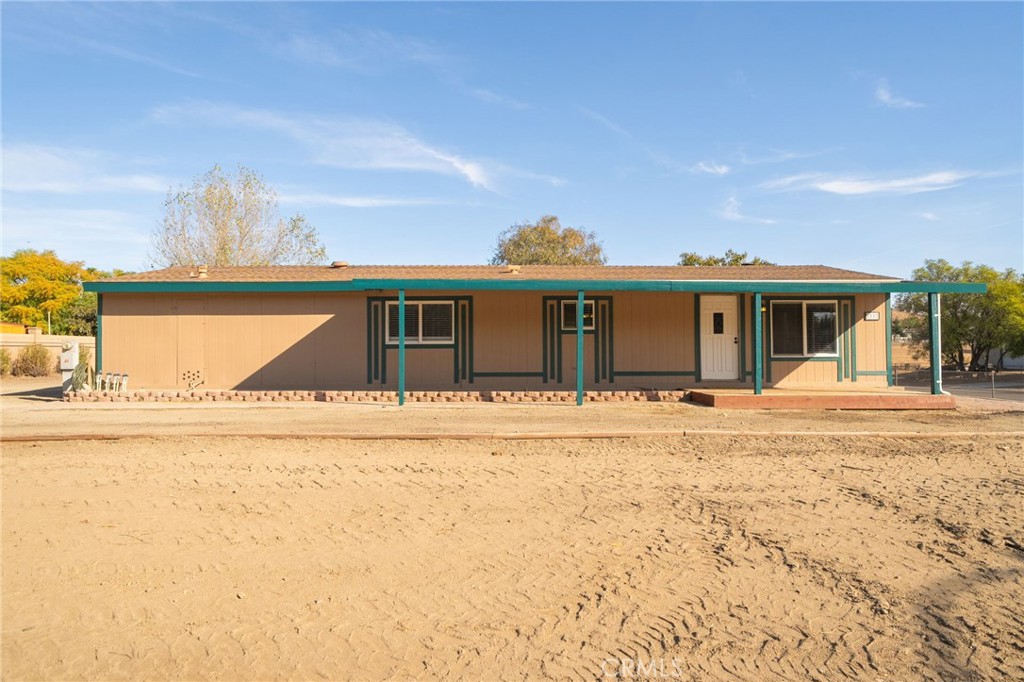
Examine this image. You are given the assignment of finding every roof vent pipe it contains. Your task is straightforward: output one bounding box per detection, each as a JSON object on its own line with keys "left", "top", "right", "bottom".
{"left": 503, "top": 264, "right": 520, "bottom": 274}
{"left": 331, "top": 261, "right": 349, "bottom": 268}
{"left": 197, "top": 265, "right": 209, "bottom": 279}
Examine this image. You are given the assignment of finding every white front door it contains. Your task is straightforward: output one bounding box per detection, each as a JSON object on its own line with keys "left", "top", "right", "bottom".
{"left": 700, "top": 296, "right": 739, "bottom": 380}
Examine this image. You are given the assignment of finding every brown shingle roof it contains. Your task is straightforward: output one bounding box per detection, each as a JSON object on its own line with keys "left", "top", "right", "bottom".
{"left": 102, "top": 264, "right": 898, "bottom": 283}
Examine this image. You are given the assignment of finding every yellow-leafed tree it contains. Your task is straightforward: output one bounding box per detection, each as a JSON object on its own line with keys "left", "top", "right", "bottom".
{"left": 0, "top": 249, "right": 101, "bottom": 329}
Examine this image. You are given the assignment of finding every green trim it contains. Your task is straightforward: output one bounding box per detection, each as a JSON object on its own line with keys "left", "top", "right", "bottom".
{"left": 474, "top": 371, "right": 546, "bottom": 378}
{"left": 737, "top": 293, "right": 746, "bottom": 383}
{"left": 85, "top": 279, "right": 989, "bottom": 295}
{"left": 850, "top": 298, "right": 858, "bottom": 382}
{"left": 856, "top": 370, "right": 890, "bottom": 376}
{"left": 842, "top": 302, "right": 851, "bottom": 380}
{"left": 397, "top": 290, "right": 406, "bottom": 406}
{"left": 928, "top": 292, "right": 942, "bottom": 395}
{"left": 96, "top": 293, "right": 103, "bottom": 374}
{"left": 366, "top": 302, "right": 374, "bottom": 384}
{"left": 468, "top": 297, "right": 475, "bottom": 383}
{"left": 885, "top": 295, "right": 894, "bottom": 387}
{"left": 753, "top": 293, "right": 763, "bottom": 395}
{"left": 384, "top": 343, "right": 455, "bottom": 349}
{"left": 613, "top": 370, "right": 697, "bottom": 377}
{"left": 576, "top": 290, "right": 585, "bottom": 406}
{"left": 693, "top": 293, "right": 702, "bottom": 383}
{"left": 607, "top": 297, "right": 615, "bottom": 381}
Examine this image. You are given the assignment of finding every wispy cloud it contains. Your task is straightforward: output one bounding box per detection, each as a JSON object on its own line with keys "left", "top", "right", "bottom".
{"left": 691, "top": 161, "right": 731, "bottom": 176}
{"left": 916, "top": 211, "right": 940, "bottom": 221}
{"left": 151, "top": 101, "right": 561, "bottom": 191}
{"left": 278, "top": 192, "right": 447, "bottom": 208}
{"left": 277, "top": 28, "right": 446, "bottom": 72}
{"left": 2, "top": 144, "right": 171, "bottom": 194}
{"left": 762, "top": 170, "right": 977, "bottom": 196}
{"left": 75, "top": 38, "right": 202, "bottom": 78}
{"left": 471, "top": 88, "right": 530, "bottom": 110}
{"left": 874, "top": 78, "right": 925, "bottom": 109}
{"left": 738, "top": 146, "right": 837, "bottom": 166}
{"left": 718, "top": 195, "right": 777, "bottom": 224}
{"left": 578, "top": 107, "right": 632, "bottom": 138}
{"left": 2, "top": 206, "right": 150, "bottom": 269}
{"left": 5, "top": 4, "right": 203, "bottom": 79}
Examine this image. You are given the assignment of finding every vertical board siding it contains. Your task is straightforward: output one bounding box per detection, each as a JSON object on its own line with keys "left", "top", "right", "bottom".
{"left": 854, "top": 294, "right": 887, "bottom": 378}
{"left": 612, "top": 292, "right": 695, "bottom": 383}
{"left": 102, "top": 289, "right": 891, "bottom": 391}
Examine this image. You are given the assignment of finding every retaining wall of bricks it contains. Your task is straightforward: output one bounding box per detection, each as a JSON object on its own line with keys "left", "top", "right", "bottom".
{"left": 63, "top": 389, "right": 689, "bottom": 404}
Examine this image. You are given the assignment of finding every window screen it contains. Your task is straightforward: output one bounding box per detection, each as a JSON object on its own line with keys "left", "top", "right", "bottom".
{"left": 805, "top": 303, "right": 837, "bottom": 355}
{"left": 561, "top": 301, "right": 595, "bottom": 330}
{"left": 421, "top": 303, "right": 454, "bottom": 341}
{"left": 386, "top": 301, "right": 453, "bottom": 343}
{"left": 387, "top": 303, "right": 419, "bottom": 342}
{"left": 771, "top": 302, "right": 804, "bottom": 355}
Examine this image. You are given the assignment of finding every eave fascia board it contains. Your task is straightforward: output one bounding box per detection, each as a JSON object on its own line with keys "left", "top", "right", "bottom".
{"left": 84, "top": 279, "right": 987, "bottom": 294}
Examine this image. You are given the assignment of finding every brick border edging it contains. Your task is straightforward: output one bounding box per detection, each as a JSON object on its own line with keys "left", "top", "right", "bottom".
{"left": 63, "top": 389, "right": 689, "bottom": 404}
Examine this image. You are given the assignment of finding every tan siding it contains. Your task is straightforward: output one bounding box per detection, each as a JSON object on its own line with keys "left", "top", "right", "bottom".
{"left": 103, "top": 294, "right": 176, "bottom": 387}
{"left": 313, "top": 294, "right": 366, "bottom": 389}
{"left": 854, "top": 294, "right": 888, "bottom": 374}
{"left": 175, "top": 298, "right": 206, "bottom": 388}
{"left": 473, "top": 292, "right": 544, "bottom": 374}
{"left": 102, "top": 289, "right": 884, "bottom": 391}
{"left": 771, "top": 360, "right": 840, "bottom": 386}
{"left": 204, "top": 295, "right": 262, "bottom": 389}
{"left": 613, "top": 292, "right": 694, "bottom": 374}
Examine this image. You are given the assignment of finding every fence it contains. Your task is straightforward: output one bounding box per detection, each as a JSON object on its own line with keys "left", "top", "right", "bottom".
{"left": 1, "top": 329, "right": 96, "bottom": 373}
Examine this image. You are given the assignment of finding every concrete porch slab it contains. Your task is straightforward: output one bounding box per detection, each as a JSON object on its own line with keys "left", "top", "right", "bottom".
{"left": 688, "top": 389, "right": 957, "bottom": 410}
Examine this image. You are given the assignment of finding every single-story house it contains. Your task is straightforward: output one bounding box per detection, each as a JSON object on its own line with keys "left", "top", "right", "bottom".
{"left": 84, "top": 264, "right": 985, "bottom": 404}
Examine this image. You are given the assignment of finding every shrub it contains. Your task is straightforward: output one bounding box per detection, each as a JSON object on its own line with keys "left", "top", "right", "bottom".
{"left": 0, "top": 348, "right": 11, "bottom": 376}
{"left": 71, "top": 348, "right": 93, "bottom": 391}
{"left": 12, "top": 343, "right": 54, "bottom": 377}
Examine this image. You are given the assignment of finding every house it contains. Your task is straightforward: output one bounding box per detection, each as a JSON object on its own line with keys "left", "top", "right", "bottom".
{"left": 84, "top": 264, "right": 985, "bottom": 404}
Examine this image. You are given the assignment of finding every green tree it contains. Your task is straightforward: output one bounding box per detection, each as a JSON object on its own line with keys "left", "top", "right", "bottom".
{"left": 52, "top": 292, "right": 99, "bottom": 336}
{"left": 678, "top": 249, "right": 776, "bottom": 266}
{"left": 151, "top": 164, "right": 327, "bottom": 267}
{"left": 490, "top": 215, "right": 607, "bottom": 265}
{"left": 0, "top": 250, "right": 101, "bottom": 330}
{"left": 897, "top": 259, "right": 1024, "bottom": 371}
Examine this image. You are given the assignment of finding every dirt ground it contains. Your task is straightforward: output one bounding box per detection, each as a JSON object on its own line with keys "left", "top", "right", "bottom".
{"left": 2, "top": 377, "right": 1023, "bottom": 680}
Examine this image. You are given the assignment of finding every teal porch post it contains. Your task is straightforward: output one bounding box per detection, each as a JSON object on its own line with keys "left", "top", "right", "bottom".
{"left": 576, "top": 290, "right": 585, "bottom": 406}
{"left": 753, "top": 292, "right": 763, "bottom": 395}
{"left": 928, "top": 292, "right": 943, "bottom": 395}
{"left": 885, "top": 294, "right": 894, "bottom": 387}
{"left": 398, "top": 289, "right": 406, "bottom": 406}
{"left": 96, "top": 293, "right": 103, "bottom": 374}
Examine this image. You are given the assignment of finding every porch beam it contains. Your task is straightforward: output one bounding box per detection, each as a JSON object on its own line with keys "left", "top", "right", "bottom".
{"left": 753, "top": 292, "right": 763, "bottom": 395}
{"left": 576, "top": 289, "right": 585, "bottom": 406}
{"left": 398, "top": 289, "right": 406, "bottom": 406}
{"left": 928, "top": 292, "right": 943, "bottom": 395}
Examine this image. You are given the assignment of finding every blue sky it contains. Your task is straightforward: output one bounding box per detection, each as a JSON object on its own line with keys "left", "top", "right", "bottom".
{"left": 3, "top": 2, "right": 1021, "bottom": 278}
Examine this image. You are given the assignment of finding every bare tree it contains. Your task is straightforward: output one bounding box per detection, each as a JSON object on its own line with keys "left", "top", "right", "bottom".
{"left": 151, "top": 164, "right": 327, "bottom": 267}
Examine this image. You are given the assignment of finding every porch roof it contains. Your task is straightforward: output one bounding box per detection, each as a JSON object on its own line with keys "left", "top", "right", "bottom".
{"left": 85, "top": 264, "right": 986, "bottom": 294}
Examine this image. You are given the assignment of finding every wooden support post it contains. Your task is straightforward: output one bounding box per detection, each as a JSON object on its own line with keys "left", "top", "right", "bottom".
{"left": 398, "top": 289, "right": 406, "bottom": 406}
{"left": 928, "top": 292, "right": 943, "bottom": 395}
{"left": 576, "top": 290, "right": 585, "bottom": 406}
{"left": 753, "top": 292, "right": 763, "bottom": 395}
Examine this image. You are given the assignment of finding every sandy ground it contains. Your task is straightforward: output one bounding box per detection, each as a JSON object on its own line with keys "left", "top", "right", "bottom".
{"left": 2, "top": 377, "right": 1023, "bottom": 680}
